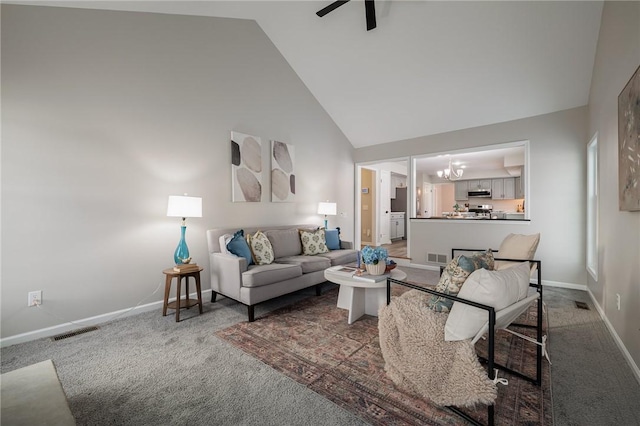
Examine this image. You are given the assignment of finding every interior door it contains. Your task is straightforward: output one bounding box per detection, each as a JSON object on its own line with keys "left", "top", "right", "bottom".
{"left": 423, "top": 183, "right": 433, "bottom": 217}
{"left": 378, "top": 170, "right": 391, "bottom": 245}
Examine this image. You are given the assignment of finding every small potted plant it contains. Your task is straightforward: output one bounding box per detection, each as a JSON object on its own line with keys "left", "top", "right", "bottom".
{"left": 360, "top": 245, "right": 389, "bottom": 275}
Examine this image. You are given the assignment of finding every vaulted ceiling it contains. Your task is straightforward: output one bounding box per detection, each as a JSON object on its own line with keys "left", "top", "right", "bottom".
{"left": 11, "top": 1, "right": 604, "bottom": 148}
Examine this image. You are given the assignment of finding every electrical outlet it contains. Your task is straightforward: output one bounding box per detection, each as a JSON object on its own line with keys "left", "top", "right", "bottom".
{"left": 616, "top": 293, "right": 621, "bottom": 310}
{"left": 28, "top": 291, "right": 42, "bottom": 307}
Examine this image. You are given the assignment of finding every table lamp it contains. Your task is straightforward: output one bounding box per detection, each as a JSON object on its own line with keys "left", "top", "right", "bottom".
{"left": 317, "top": 201, "right": 337, "bottom": 229}
{"left": 167, "top": 194, "right": 202, "bottom": 264}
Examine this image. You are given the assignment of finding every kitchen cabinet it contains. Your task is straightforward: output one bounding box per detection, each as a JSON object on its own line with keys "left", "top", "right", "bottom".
{"left": 467, "top": 179, "right": 492, "bottom": 191}
{"left": 454, "top": 181, "right": 468, "bottom": 201}
{"left": 390, "top": 212, "right": 405, "bottom": 240}
{"left": 491, "top": 178, "right": 515, "bottom": 200}
{"left": 515, "top": 176, "right": 524, "bottom": 199}
{"left": 503, "top": 178, "right": 515, "bottom": 199}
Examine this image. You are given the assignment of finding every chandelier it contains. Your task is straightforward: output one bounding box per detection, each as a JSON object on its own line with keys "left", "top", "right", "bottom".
{"left": 437, "top": 157, "right": 464, "bottom": 181}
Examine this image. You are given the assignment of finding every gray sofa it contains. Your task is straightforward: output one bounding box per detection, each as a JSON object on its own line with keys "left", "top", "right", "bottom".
{"left": 206, "top": 225, "right": 358, "bottom": 321}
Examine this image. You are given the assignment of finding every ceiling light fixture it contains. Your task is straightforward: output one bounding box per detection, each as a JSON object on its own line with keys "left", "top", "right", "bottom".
{"left": 437, "top": 157, "right": 465, "bottom": 181}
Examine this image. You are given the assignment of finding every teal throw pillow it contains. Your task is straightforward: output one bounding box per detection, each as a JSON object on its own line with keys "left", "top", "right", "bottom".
{"left": 325, "top": 229, "right": 341, "bottom": 250}
{"left": 226, "top": 230, "right": 253, "bottom": 265}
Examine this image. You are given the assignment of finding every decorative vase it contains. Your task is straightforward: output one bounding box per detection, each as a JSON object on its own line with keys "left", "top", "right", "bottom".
{"left": 366, "top": 262, "right": 386, "bottom": 276}
{"left": 174, "top": 225, "right": 190, "bottom": 264}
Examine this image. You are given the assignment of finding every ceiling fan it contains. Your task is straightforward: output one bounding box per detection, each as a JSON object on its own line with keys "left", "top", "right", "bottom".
{"left": 316, "top": 0, "right": 377, "bottom": 31}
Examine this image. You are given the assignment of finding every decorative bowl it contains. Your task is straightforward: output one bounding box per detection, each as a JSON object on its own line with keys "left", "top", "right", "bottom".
{"left": 385, "top": 263, "right": 397, "bottom": 273}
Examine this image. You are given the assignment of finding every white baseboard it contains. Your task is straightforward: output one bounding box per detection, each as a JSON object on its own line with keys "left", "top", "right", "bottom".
{"left": 586, "top": 288, "right": 640, "bottom": 385}
{"left": 408, "top": 265, "right": 593, "bottom": 290}
{"left": 408, "top": 262, "right": 441, "bottom": 271}
{"left": 0, "top": 289, "right": 213, "bottom": 348}
{"left": 540, "top": 280, "right": 588, "bottom": 291}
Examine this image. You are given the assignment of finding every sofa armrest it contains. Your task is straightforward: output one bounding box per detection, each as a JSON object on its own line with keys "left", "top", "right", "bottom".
{"left": 210, "top": 252, "right": 247, "bottom": 301}
{"left": 340, "top": 240, "right": 353, "bottom": 249}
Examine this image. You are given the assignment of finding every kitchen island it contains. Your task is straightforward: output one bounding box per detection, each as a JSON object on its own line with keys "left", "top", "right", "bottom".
{"left": 414, "top": 216, "right": 529, "bottom": 222}
{"left": 409, "top": 217, "right": 536, "bottom": 273}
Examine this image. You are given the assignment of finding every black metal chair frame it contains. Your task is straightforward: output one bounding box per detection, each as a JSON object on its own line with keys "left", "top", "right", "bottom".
{"left": 385, "top": 255, "right": 543, "bottom": 426}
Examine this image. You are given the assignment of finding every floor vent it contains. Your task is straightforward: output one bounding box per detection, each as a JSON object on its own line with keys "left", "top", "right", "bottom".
{"left": 52, "top": 326, "right": 99, "bottom": 341}
{"left": 575, "top": 301, "right": 590, "bottom": 310}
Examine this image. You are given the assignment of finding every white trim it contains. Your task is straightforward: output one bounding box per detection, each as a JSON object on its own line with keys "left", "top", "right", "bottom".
{"left": 408, "top": 264, "right": 590, "bottom": 290}
{"left": 586, "top": 133, "right": 599, "bottom": 281}
{"left": 540, "top": 280, "right": 588, "bottom": 291}
{"left": 587, "top": 288, "right": 640, "bottom": 384}
{"left": 408, "top": 262, "right": 441, "bottom": 271}
{"left": 0, "top": 289, "right": 212, "bottom": 348}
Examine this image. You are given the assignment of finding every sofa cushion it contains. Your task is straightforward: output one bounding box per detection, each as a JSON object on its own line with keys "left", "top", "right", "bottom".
{"left": 275, "top": 255, "right": 331, "bottom": 273}
{"left": 444, "top": 262, "right": 531, "bottom": 341}
{"left": 264, "top": 228, "right": 302, "bottom": 258}
{"left": 242, "top": 263, "right": 302, "bottom": 288}
{"left": 226, "top": 230, "right": 253, "bottom": 265}
{"left": 317, "top": 249, "right": 358, "bottom": 266}
{"left": 299, "top": 228, "right": 329, "bottom": 255}
{"left": 247, "top": 230, "right": 275, "bottom": 265}
{"left": 325, "top": 229, "right": 341, "bottom": 250}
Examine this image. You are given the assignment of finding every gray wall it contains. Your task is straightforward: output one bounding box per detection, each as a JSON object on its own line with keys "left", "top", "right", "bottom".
{"left": 1, "top": 5, "right": 354, "bottom": 339}
{"left": 355, "top": 107, "right": 589, "bottom": 287}
{"left": 587, "top": 1, "right": 640, "bottom": 370}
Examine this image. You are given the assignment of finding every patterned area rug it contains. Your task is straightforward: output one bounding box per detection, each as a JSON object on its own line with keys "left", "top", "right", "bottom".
{"left": 216, "top": 286, "right": 552, "bottom": 425}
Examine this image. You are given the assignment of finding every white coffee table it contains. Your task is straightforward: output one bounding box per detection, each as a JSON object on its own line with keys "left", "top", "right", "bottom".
{"left": 324, "top": 267, "right": 407, "bottom": 324}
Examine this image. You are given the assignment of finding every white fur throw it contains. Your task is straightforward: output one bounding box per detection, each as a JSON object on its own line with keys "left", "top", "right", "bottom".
{"left": 378, "top": 290, "right": 497, "bottom": 407}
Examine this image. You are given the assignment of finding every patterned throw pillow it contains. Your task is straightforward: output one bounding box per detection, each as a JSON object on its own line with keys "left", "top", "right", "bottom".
{"left": 299, "top": 228, "right": 329, "bottom": 255}
{"left": 427, "top": 249, "right": 494, "bottom": 312}
{"left": 458, "top": 249, "right": 495, "bottom": 272}
{"left": 247, "top": 230, "right": 274, "bottom": 265}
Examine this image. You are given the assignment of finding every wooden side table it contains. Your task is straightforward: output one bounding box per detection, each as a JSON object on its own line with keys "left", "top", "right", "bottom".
{"left": 162, "top": 267, "right": 203, "bottom": 322}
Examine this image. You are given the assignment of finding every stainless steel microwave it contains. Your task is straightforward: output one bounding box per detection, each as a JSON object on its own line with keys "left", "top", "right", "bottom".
{"left": 468, "top": 190, "right": 491, "bottom": 198}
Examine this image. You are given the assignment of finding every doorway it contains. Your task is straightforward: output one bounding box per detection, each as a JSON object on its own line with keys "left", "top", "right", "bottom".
{"left": 356, "top": 160, "right": 409, "bottom": 260}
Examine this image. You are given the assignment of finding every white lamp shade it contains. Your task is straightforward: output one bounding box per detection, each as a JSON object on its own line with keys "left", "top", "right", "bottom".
{"left": 317, "top": 202, "right": 337, "bottom": 216}
{"left": 167, "top": 195, "right": 202, "bottom": 218}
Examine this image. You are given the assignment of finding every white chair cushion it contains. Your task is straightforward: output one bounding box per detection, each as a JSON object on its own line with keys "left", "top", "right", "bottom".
{"left": 444, "top": 262, "right": 531, "bottom": 341}
{"left": 495, "top": 233, "right": 540, "bottom": 270}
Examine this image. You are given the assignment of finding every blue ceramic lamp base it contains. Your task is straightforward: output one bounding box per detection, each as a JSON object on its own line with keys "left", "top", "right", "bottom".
{"left": 174, "top": 225, "right": 190, "bottom": 264}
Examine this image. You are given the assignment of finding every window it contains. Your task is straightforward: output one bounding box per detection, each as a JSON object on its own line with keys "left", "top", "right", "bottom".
{"left": 586, "top": 134, "right": 598, "bottom": 280}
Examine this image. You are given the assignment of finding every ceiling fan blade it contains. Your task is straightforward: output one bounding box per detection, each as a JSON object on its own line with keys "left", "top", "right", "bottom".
{"left": 365, "top": 0, "right": 376, "bottom": 30}
{"left": 316, "top": 0, "right": 351, "bottom": 18}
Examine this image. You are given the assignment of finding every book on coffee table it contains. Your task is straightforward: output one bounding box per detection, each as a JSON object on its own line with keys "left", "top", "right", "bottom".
{"left": 328, "top": 265, "right": 359, "bottom": 277}
{"left": 351, "top": 271, "right": 391, "bottom": 282}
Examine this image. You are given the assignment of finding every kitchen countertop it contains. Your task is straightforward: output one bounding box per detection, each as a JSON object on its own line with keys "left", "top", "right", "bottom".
{"left": 411, "top": 217, "right": 530, "bottom": 221}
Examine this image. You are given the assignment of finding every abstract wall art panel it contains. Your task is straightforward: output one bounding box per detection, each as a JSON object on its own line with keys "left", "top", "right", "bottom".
{"left": 271, "top": 140, "right": 295, "bottom": 202}
{"left": 618, "top": 65, "right": 640, "bottom": 211}
{"left": 231, "top": 131, "right": 262, "bottom": 202}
